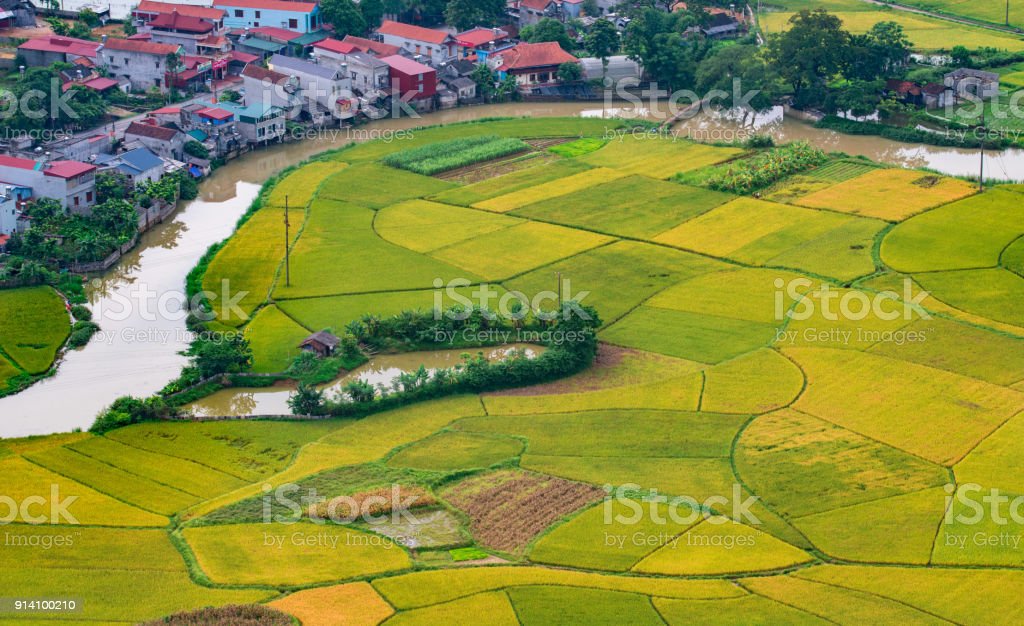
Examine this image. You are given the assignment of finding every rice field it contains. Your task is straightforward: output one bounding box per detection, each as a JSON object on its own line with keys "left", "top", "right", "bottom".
{"left": 0, "top": 286, "right": 69, "bottom": 375}
{"left": 8, "top": 119, "right": 1024, "bottom": 622}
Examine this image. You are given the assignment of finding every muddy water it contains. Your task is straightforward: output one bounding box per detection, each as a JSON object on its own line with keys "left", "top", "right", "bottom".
{"left": 186, "top": 344, "right": 543, "bottom": 418}
{"left": 1, "top": 101, "right": 1019, "bottom": 438}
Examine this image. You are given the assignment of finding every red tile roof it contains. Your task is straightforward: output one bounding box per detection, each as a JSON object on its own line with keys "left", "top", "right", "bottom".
{"left": 134, "top": 0, "right": 225, "bottom": 20}
{"left": 456, "top": 27, "right": 508, "bottom": 48}
{"left": 197, "top": 106, "right": 234, "bottom": 120}
{"left": 250, "top": 26, "right": 303, "bottom": 41}
{"left": 149, "top": 12, "right": 215, "bottom": 33}
{"left": 0, "top": 155, "right": 40, "bottom": 171}
{"left": 520, "top": 0, "right": 555, "bottom": 10}
{"left": 199, "top": 35, "right": 229, "bottom": 48}
{"left": 214, "top": 0, "right": 317, "bottom": 12}
{"left": 313, "top": 37, "right": 359, "bottom": 54}
{"left": 885, "top": 79, "right": 921, "bottom": 96}
{"left": 229, "top": 50, "right": 259, "bottom": 63}
{"left": 102, "top": 38, "right": 182, "bottom": 55}
{"left": 494, "top": 42, "right": 577, "bottom": 71}
{"left": 376, "top": 20, "right": 452, "bottom": 45}
{"left": 341, "top": 35, "right": 400, "bottom": 57}
{"left": 241, "top": 63, "right": 290, "bottom": 84}
{"left": 151, "top": 105, "right": 181, "bottom": 114}
{"left": 18, "top": 36, "right": 100, "bottom": 59}
{"left": 83, "top": 77, "right": 119, "bottom": 91}
{"left": 44, "top": 161, "right": 97, "bottom": 179}
{"left": 380, "top": 54, "right": 436, "bottom": 76}
{"left": 922, "top": 82, "right": 947, "bottom": 95}
{"left": 125, "top": 121, "right": 181, "bottom": 141}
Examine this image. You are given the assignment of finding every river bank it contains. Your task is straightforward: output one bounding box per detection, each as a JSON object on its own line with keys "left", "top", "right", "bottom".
{"left": 2, "top": 101, "right": 1022, "bottom": 438}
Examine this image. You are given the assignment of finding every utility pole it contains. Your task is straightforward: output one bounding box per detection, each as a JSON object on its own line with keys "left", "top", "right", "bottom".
{"left": 1007, "top": 0, "right": 1011, "bottom": 26}
{"left": 556, "top": 271, "right": 563, "bottom": 307}
{"left": 284, "top": 195, "right": 291, "bottom": 287}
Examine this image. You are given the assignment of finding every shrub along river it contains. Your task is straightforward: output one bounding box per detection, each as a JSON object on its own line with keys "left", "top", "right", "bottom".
{"left": 1, "top": 102, "right": 1021, "bottom": 437}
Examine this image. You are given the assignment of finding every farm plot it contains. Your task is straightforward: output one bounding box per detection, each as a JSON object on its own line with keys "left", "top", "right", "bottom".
{"left": 202, "top": 207, "right": 298, "bottom": 326}
{"left": 387, "top": 431, "right": 523, "bottom": 471}
{"left": 512, "top": 176, "right": 733, "bottom": 238}
{"left": 734, "top": 409, "right": 948, "bottom": 519}
{"left": 440, "top": 469, "right": 606, "bottom": 553}
{"left": 473, "top": 167, "right": 627, "bottom": 212}
{"left": 0, "top": 286, "right": 69, "bottom": 374}
{"left": 428, "top": 221, "right": 613, "bottom": 280}
{"left": 912, "top": 268, "right": 1024, "bottom": 328}
{"left": 65, "top": 436, "right": 246, "bottom": 498}
{"left": 653, "top": 197, "right": 884, "bottom": 280}
{"left": 796, "top": 168, "right": 976, "bottom": 221}
{"left": 794, "top": 487, "right": 949, "bottom": 564}
{"left": 0, "top": 354, "right": 23, "bottom": 393}
{"left": 654, "top": 595, "right": 826, "bottom": 625}
{"left": 106, "top": 419, "right": 343, "bottom": 482}
{"left": 892, "top": 0, "right": 1024, "bottom": 29}
{"left": 0, "top": 526, "right": 183, "bottom": 571}
{"left": 265, "top": 160, "right": 346, "bottom": 210}
{"left": 700, "top": 349, "right": 805, "bottom": 414}
{"left": 318, "top": 163, "right": 455, "bottom": 209}
{"left": 880, "top": 188, "right": 1024, "bottom": 272}
{"left": 382, "top": 135, "right": 530, "bottom": 175}
{"left": 955, "top": 410, "right": 1024, "bottom": 495}
{"left": 0, "top": 457, "right": 166, "bottom": 526}
{"left": 269, "top": 582, "right": 395, "bottom": 626}
{"left": 182, "top": 522, "right": 411, "bottom": 585}
{"left": 244, "top": 304, "right": 312, "bottom": 374}
{"left": 509, "top": 586, "right": 665, "bottom": 626}
{"left": 375, "top": 199, "right": 521, "bottom": 253}
{"left": 529, "top": 498, "right": 702, "bottom": 572}
{"left": 384, "top": 591, "right": 519, "bottom": 626}
{"left": 632, "top": 517, "right": 813, "bottom": 575}
{"left": 371, "top": 566, "right": 743, "bottom": 610}
{"left": 0, "top": 566, "right": 271, "bottom": 623}
{"left": 272, "top": 200, "right": 478, "bottom": 300}
{"left": 431, "top": 159, "right": 592, "bottom": 206}
{"left": 784, "top": 347, "right": 1024, "bottom": 465}
{"left": 456, "top": 409, "right": 746, "bottom": 459}
{"left": 24, "top": 446, "right": 199, "bottom": 515}
{"left": 579, "top": 135, "right": 744, "bottom": 179}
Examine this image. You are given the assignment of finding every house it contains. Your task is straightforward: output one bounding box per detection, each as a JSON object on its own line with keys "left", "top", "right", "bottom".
{"left": 513, "top": 0, "right": 560, "bottom": 26}
{"left": 380, "top": 54, "right": 437, "bottom": 105}
{"left": 214, "top": 100, "right": 286, "bottom": 144}
{"left": 0, "top": 184, "right": 32, "bottom": 237}
{"left": 922, "top": 82, "right": 951, "bottom": 110}
{"left": 311, "top": 41, "right": 391, "bottom": 96}
{"left": 241, "top": 63, "right": 301, "bottom": 113}
{"left": 142, "top": 11, "right": 217, "bottom": 54}
{"left": 98, "top": 38, "right": 184, "bottom": 92}
{"left": 455, "top": 27, "right": 509, "bottom": 58}
{"left": 124, "top": 122, "right": 187, "bottom": 160}
{"left": 215, "top": 0, "right": 321, "bottom": 34}
{"left": 885, "top": 79, "right": 923, "bottom": 106}
{"left": 232, "top": 30, "right": 287, "bottom": 59}
{"left": 374, "top": 20, "right": 457, "bottom": 65}
{"left": 944, "top": 68, "right": 1000, "bottom": 102}
{"left": 0, "top": 0, "right": 35, "bottom": 29}
{"left": 580, "top": 55, "right": 642, "bottom": 82}
{"left": 702, "top": 12, "right": 741, "bottom": 39}
{"left": 341, "top": 35, "right": 401, "bottom": 58}
{"left": 96, "top": 147, "right": 166, "bottom": 187}
{"left": 182, "top": 103, "right": 243, "bottom": 156}
{"left": 0, "top": 156, "right": 96, "bottom": 214}
{"left": 17, "top": 36, "right": 100, "bottom": 67}
{"left": 46, "top": 133, "right": 114, "bottom": 162}
{"left": 300, "top": 330, "right": 340, "bottom": 357}
{"left": 490, "top": 41, "right": 578, "bottom": 88}
{"left": 269, "top": 53, "right": 356, "bottom": 124}
{"left": 443, "top": 76, "right": 477, "bottom": 102}
{"left": 133, "top": 1, "right": 226, "bottom": 29}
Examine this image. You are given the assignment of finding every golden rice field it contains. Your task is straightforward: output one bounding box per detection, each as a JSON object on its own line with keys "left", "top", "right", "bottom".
{"left": 5, "top": 118, "right": 1024, "bottom": 623}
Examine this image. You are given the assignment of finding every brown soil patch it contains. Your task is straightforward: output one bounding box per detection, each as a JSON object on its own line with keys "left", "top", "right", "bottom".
{"left": 441, "top": 469, "right": 605, "bottom": 554}
{"left": 436, "top": 150, "right": 544, "bottom": 184}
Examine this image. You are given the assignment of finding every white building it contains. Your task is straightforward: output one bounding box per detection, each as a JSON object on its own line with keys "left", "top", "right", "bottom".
{"left": 0, "top": 155, "right": 97, "bottom": 214}
{"left": 268, "top": 53, "right": 356, "bottom": 124}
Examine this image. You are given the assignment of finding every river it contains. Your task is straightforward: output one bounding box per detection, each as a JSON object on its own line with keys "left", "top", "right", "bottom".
{"left": 1, "top": 101, "right": 1020, "bottom": 438}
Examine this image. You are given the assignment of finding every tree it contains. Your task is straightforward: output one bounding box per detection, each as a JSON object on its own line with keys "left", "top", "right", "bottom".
{"left": 218, "top": 89, "right": 241, "bottom": 102}
{"left": 557, "top": 61, "right": 582, "bottom": 83}
{"left": 320, "top": 0, "right": 367, "bottom": 37}
{"left": 585, "top": 18, "right": 619, "bottom": 64}
{"left": 187, "top": 334, "right": 252, "bottom": 378}
{"left": 470, "top": 63, "right": 498, "bottom": 99}
{"left": 78, "top": 8, "right": 100, "bottom": 27}
{"left": 866, "top": 21, "right": 911, "bottom": 75}
{"left": 521, "top": 17, "right": 573, "bottom": 51}
{"left": 184, "top": 140, "right": 209, "bottom": 159}
{"left": 695, "top": 44, "right": 781, "bottom": 112}
{"left": 445, "top": 0, "right": 505, "bottom": 30}
{"left": 360, "top": 0, "right": 386, "bottom": 29}
{"left": 581, "top": 0, "right": 599, "bottom": 16}
{"left": 288, "top": 383, "right": 325, "bottom": 415}
{"left": 766, "top": 9, "right": 849, "bottom": 104}
{"left": 950, "top": 45, "right": 973, "bottom": 68}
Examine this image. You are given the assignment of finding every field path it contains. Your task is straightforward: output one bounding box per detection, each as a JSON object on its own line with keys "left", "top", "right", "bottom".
{"left": 856, "top": 0, "right": 1024, "bottom": 34}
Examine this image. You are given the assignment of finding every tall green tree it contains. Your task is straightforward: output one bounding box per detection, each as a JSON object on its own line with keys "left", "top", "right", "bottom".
{"left": 520, "top": 17, "right": 574, "bottom": 51}
{"left": 360, "top": 0, "right": 386, "bottom": 29}
{"left": 584, "top": 18, "right": 620, "bottom": 67}
{"left": 766, "top": 9, "right": 849, "bottom": 103}
{"left": 320, "top": 0, "right": 367, "bottom": 36}
{"left": 444, "top": 0, "right": 506, "bottom": 30}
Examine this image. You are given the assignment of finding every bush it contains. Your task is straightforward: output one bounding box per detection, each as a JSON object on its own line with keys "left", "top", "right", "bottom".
{"left": 184, "top": 140, "right": 209, "bottom": 159}
{"left": 69, "top": 304, "right": 91, "bottom": 321}
{"left": 699, "top": 142, "right": 828, "bottom": 194}
{"left": 67, "top": 320, "right": 99, "bottom": 348}
{"left": 140, "top": 604, "right": 292, "bottom": 626}
{"left": 287, "top": 382, "right": 325, "bottom": 415}
{"left": 816, "top": 115, "right": 1010, "bottom": 149}
{"left": 91, "top": 396, "right": 176, "bottom": 433}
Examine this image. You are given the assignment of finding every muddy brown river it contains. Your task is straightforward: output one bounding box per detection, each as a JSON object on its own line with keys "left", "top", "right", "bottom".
{"left": 1, "top": 102, "right": 1019, "bottom": 437}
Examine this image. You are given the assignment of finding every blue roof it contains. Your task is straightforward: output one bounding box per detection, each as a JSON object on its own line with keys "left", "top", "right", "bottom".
{"left": 119, "top": 147, "right": 164, "bottom": 173}
{"left": 188, "top": 129, "right": 209, "bottom": 142}
{"left": 215, "top": 100, "right": 282, "bottom": 118}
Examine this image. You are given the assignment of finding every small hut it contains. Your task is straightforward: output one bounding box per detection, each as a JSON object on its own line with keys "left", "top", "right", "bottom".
{"left": 299, "top": 330, "right": 340, "bottom": 357}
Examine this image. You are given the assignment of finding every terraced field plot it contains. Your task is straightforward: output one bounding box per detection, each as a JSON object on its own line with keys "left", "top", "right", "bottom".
{"left": 796, "top": 168, "right": 977, "bottom": 221}
{"left": 0, "top": 286, "right": 69, "bottom": 377}
{"left": 11, "top": 120, "right": 1024, "bottom": 623}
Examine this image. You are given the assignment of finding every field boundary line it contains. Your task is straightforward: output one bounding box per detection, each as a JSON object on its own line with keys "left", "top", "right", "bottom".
{"left": 928, "top": 470, "right": 958, "bottom": 566}
{"left": 59, "top": 445, "right": 207, "bottom": 500}
{"left": 104, "top": 435, "right": 257, "bottom": 483}
{"left": 734, "top": 580, "right": 841, "bottom": 624}
{"left": 788, "top": 484, "right": 946, "bottom": 523}
{"left": 948, "top": 407, "right": 1024, "bottom": 466}
{"left": 789, "top": 575, "right": 962, "bottom": 625}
